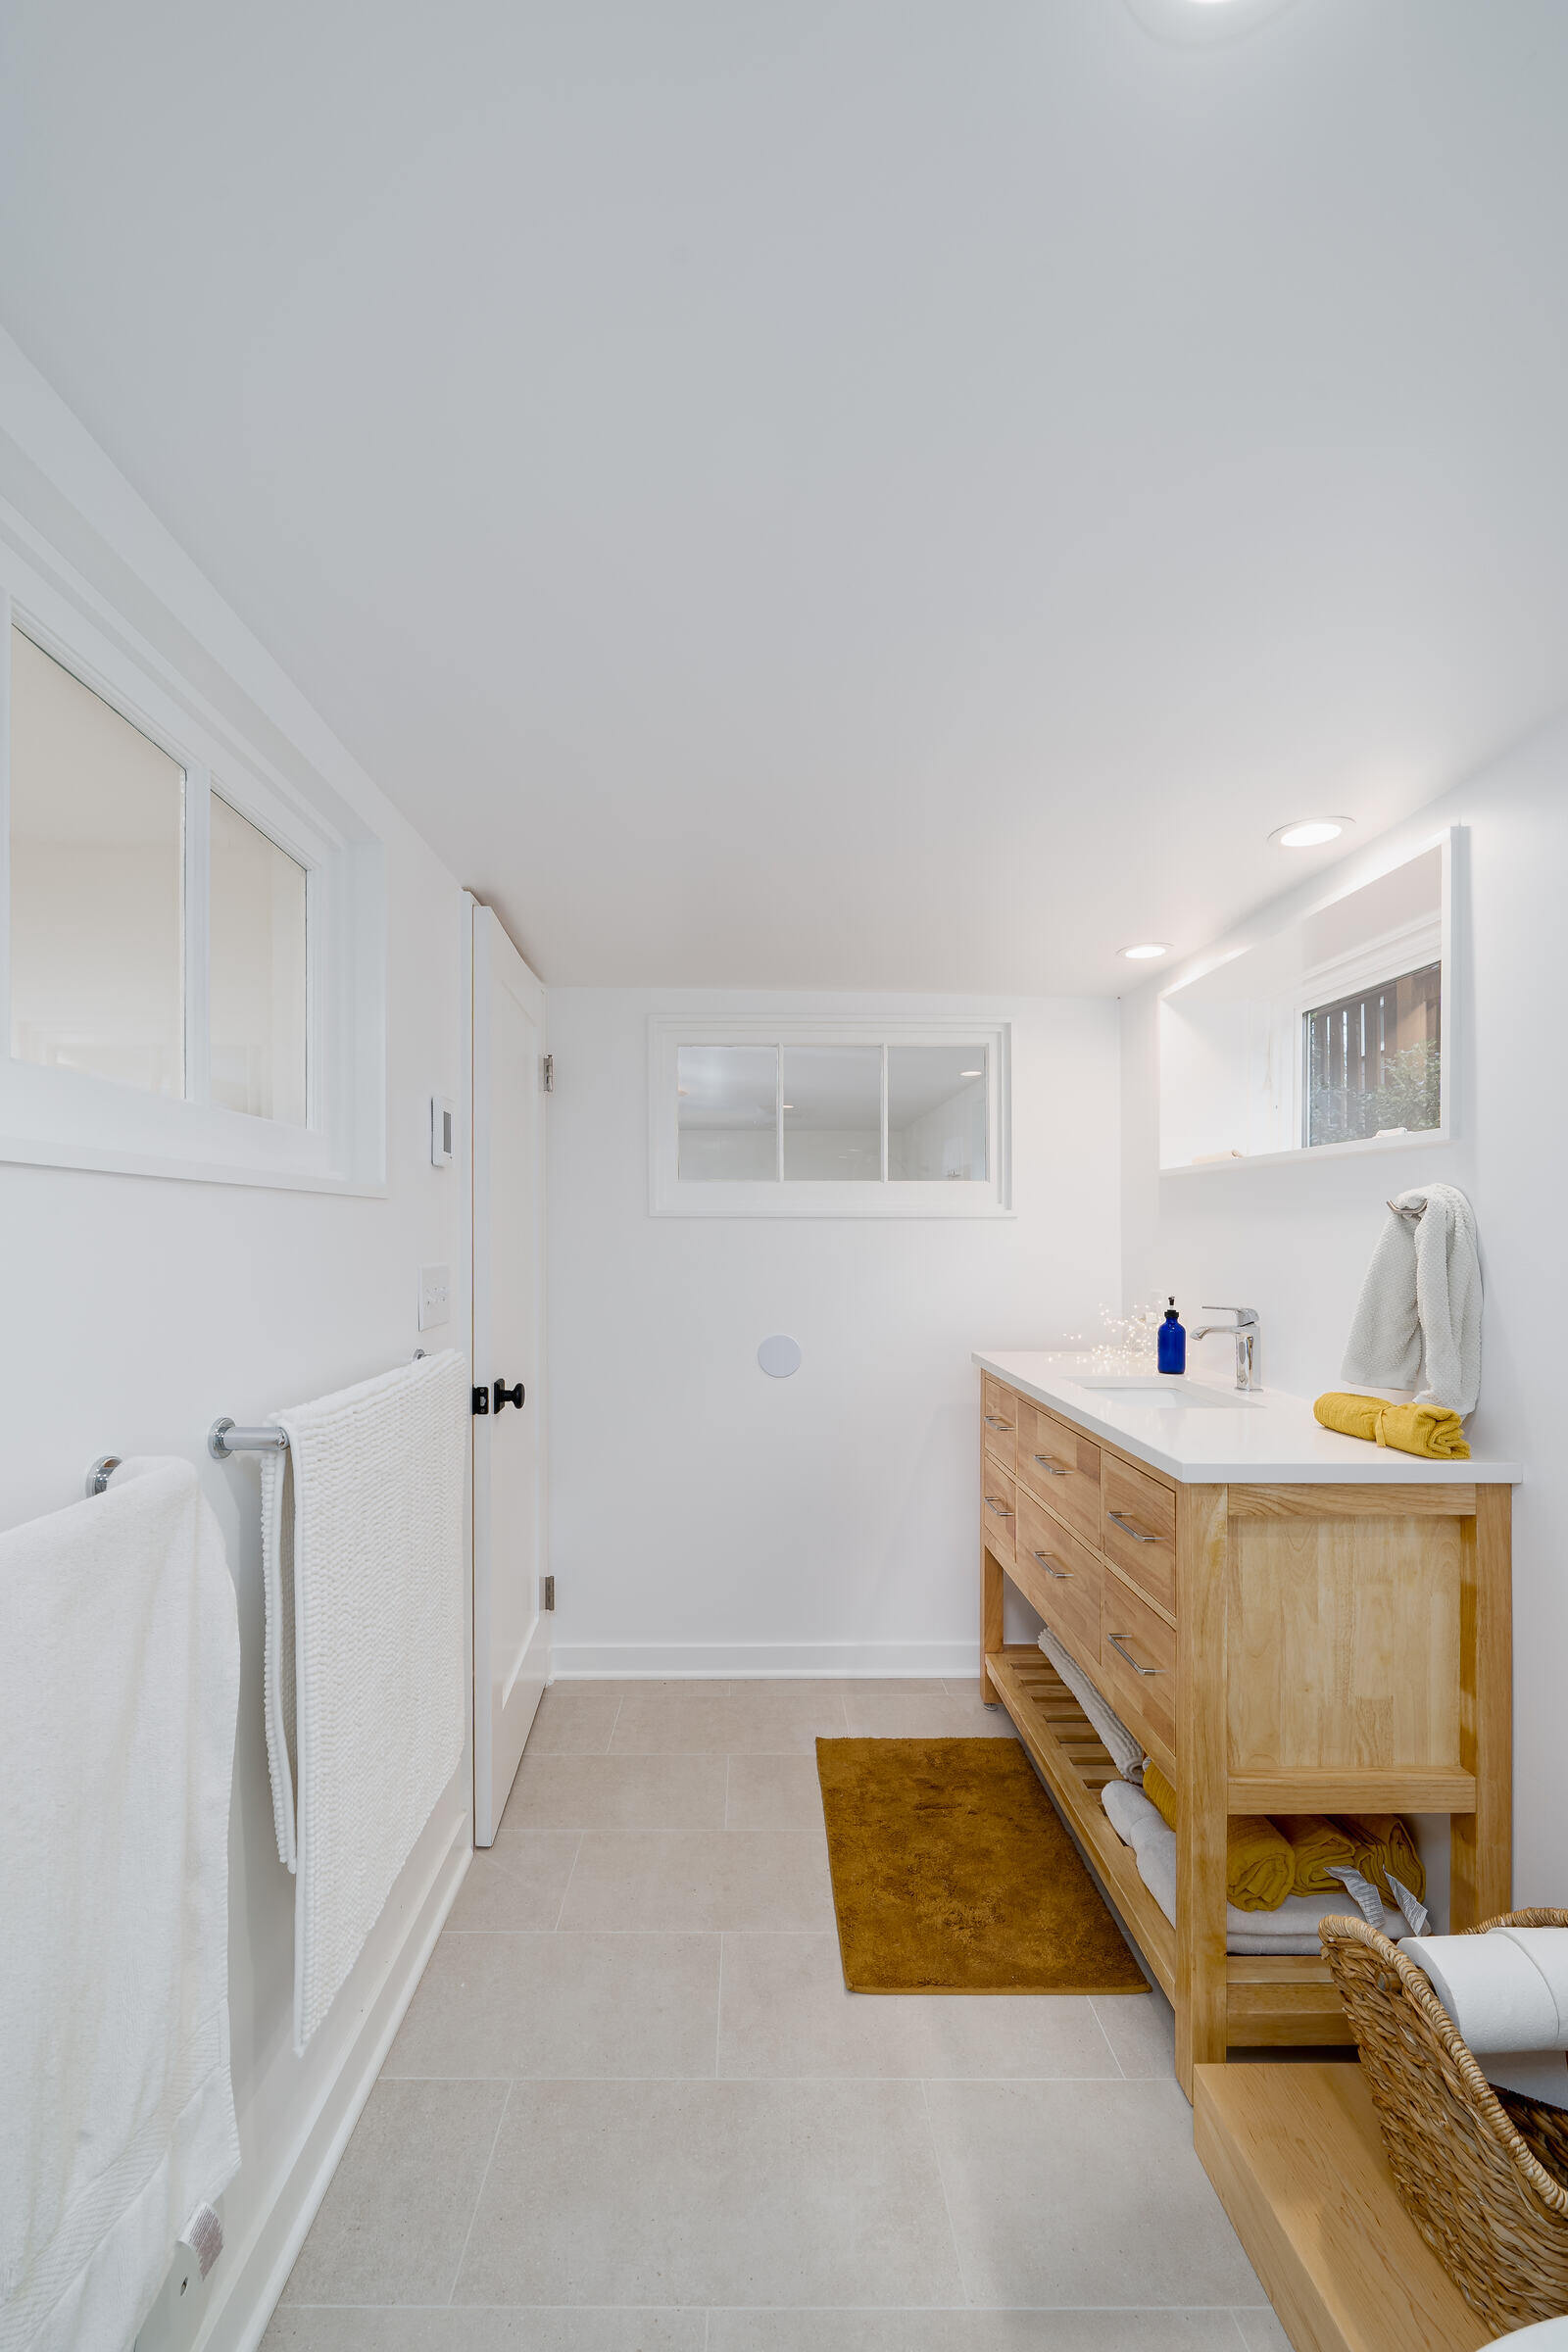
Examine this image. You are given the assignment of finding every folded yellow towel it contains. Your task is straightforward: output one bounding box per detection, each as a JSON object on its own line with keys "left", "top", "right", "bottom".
{"left": 1313, "top": 1391, "right": 1470, "bottom": 1460}
{"left": 1277, "top": 1815, "right": 1355, "bottom": 1896}
{"left": 1338, "top": 1813, "right": 1426, "bottom": 1906}
{"left": 1142, "top": 1763, "right": 1295, "bottom": 1912}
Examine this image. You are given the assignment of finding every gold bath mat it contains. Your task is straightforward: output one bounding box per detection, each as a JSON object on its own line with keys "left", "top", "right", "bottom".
{"left": 816, "top": 1737, "right": 1147, "bottom": 1995}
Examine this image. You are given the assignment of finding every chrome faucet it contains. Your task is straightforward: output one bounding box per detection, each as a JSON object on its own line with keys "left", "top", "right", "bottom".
{"left": 1191, "top": 1305, "right": 1261, "bottom": 1393}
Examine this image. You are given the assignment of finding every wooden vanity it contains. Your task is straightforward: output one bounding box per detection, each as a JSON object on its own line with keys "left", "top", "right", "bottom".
{"left": 975, "top": 1352, "right": 1518, "bottom": 2097}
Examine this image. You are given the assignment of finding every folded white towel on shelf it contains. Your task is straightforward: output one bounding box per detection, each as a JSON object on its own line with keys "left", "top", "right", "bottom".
{"left": 1101, "top": 1781, "right": 1406, "bottom": 1957}
{"left": 1403, "top": 1929, "right": 1568, "bottom": 2107}
{"left": 0, "top": 1459, "right": 240, "bottom": 2352}
{"left": 1037, "top": 1625, "right": 1144, "bottom": 1781}
{"left": 1341, "top": 1182, "right": 1482, "bottom": 1415}
{"left": 261, "top": 1349, "right": 468, "bottom": 2051}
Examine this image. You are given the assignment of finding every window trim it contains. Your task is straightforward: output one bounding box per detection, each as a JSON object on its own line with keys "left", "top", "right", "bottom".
{"left": 0, "top": 552, "right": 386, "bottom": 1194}
{"left": 1293, "top": 912, "right": 1443, "bottom": 1152}
{"left": 648, "top": 1014, "right": 1012, "bottom": 1217}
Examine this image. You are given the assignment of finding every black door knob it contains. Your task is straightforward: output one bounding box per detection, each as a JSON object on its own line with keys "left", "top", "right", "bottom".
{"left": 493, "top": 1379, "right": 525, "bottom": 1413}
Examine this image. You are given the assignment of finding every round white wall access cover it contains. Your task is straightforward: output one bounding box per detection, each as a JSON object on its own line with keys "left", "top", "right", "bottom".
{"left": 758, "top": 1334, "right": 802, "bottom": 1379}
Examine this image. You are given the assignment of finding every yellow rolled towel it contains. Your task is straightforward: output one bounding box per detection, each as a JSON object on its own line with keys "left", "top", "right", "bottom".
{"left": 1313, "top": 1392, "right": 1470, "bottom": 1460}
{"left": 1142, "top": 1762, "right": 1295, "bottom": 1912}
{"left": 1276, "top": 1815, "right": 1356, "bottom": 1897}
{"left": 1338, "top": 1813, "right": 1426, "bottom": 1906}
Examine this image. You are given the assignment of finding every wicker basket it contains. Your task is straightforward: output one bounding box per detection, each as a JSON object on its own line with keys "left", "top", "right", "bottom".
{"left": 1320, "top": 1907, "right": 1568, "bottom": 2334}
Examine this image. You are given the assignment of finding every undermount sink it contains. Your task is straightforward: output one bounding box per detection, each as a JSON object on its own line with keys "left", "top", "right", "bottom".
{"left": 1069, "top": 1377, "right": 1263, "bottom": 1410}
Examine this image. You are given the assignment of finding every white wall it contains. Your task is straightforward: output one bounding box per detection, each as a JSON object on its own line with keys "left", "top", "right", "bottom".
{"left": 546, "top": 990, "right": 1121, "bottom": 1677}
{"left": 1120, "top": 720, "right": 1568, "bottom": 1911}
{"left": 0, "top": 339, "right": 472, "bottom": 2352}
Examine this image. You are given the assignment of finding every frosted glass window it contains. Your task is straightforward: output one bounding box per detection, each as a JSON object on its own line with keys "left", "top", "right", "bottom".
{"left": 678, "top": 1044, "right": 778, "bottom": 1179}
{"left": 8, "top": 628, "right": 185, "bottom": 1095}
{"left": 209, "top": 795, "right": 308, "bottom": 1123}
{"left": 888, "top": 1046, "right": 988, "bottom": 1180}
{"left": 782, "top": 1045, "right": 882, "bottom": 1180}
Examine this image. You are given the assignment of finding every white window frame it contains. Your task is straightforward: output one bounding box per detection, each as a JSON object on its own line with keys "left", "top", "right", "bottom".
{"left": 648, "top": 1014, "right": 1012, "bottom": 1217}
{"left": 0, "top": 550, "right": 386, "bottom": 1193}
{"left": 1291, "top": 909, "right": 1444, "bottom": 1152}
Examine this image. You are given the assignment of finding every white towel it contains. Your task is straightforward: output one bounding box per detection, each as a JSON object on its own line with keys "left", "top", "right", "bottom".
{"left": 1100, "top": 1782, "right": 1405, "bottom": 1957}
{"left": 0, "top": 1459, "right": 240, "bottom": 2352}
{"left": 260, "top": 1350, "right": 467, "bottom": 2051}
{"left": 1403, "top": 1929, "right": 1568, "bottom": 2108}
{"left": 1037, "top": 1625, "right": 1144, "bottom": 1781}
{"left": 1341, "top": 1182, "right": 1482, "bottom": 1415}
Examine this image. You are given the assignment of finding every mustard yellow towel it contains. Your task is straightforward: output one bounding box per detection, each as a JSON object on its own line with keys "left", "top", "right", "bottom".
{"left": 1312, "top": 1391, "right": 1470, "bottom": 1460}
{"left": 1142, "top": 1763, "right": 1295, "bottom": 1912}
{"left": 1277, "top": 1815, "right": 1355, "bottom": 1896}
{"left": 1338, "top": 1813, "right": 1426, "bottom": 1906}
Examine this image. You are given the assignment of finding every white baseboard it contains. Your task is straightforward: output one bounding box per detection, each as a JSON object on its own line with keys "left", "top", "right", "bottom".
{"left": 191, "top": 1816, "right": 469, "bottom": 2352}
{"left": 552, "top": 1640, "right": 980, "bottom": 1679}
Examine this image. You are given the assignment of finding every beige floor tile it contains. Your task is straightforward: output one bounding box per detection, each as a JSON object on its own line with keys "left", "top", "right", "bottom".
{"left": 560, "top": 1831, "right": 835, "bottom": 1933}
{"left": 522, "top": 1690, "right": 623, "bottom": 1755}
{"left": 717, "top": 1933, "right": 1121, "bottom": 2079}
{"left": 383, "top": 1932, "right": 719, "bottom": 2079}
{"left": 1231, "top": 2313, "right": 1292, "bottom": 2351}
{"left": 501, "top": 1752, "right": 727, "bottom": 1832}
{"left": 1091, "top": 1985, "right": 1176, "bottom": 2081}
{"left": 841, "top": 1692, "right": 1020, "bottom": 1740}
{"left": 453, "top": 2079, "right": 964, "bottom": 2307}
{"left": 265, "top": 2314, "right": 707, "bottom": 2349}
{"left": 710, "top": 2316, "right": 1263, "bottom": 2351}
{"left": 609, "top": 1689, "right": 847, "bottom": 1754}
{"left": 921, "top": 2079, "right": 1263, "bottom": 2307}
{"left": 724, "top": 1754, "right": 825, "bottom": 1831}
{"left": 279, "top": 2079, "right": 508, "bottom": 2306}
{"left": 445, "top": 1832, "right": 582, "bottom": 1932}
{"left": 945, "top": 1677, "right": 997, "bottom": 1698}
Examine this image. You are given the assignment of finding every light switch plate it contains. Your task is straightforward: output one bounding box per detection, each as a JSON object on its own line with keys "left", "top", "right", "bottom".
{"left": 418, "top": 1264, "right": 452, "bottom": 1330}
{"left": 430, "top": 1095, "right": 455, "bottom": 1166}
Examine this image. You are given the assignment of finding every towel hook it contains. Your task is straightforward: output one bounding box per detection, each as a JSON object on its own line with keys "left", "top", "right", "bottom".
{"left": 84, "top": 1455, "right": 122, "bottom": 1497}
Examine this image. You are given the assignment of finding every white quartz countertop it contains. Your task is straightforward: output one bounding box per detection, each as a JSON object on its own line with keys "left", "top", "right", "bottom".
{"left": 972, "top": 1350, "right": 1522, "bottom": 1487}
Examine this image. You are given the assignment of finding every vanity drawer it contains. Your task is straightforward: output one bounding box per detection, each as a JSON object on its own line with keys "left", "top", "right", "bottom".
{"left": 981, "top": 1465, "right": 1017, "bottom": 1566}
{"left": 1016, "top": 1402, "right": 1102, "bottom": 1545}
{"left": 1100, "top": 1569, "right": 1177, "bottom": 1767}
{"left": 1102, "top": 1455, "right": 1178, "bottom": 1618}
{"left": 981, "top": 1378, "right": 1017, "bottom": 1476}
{"left": 1014, "top": 1488, "right": 1102, "bottom": 1669}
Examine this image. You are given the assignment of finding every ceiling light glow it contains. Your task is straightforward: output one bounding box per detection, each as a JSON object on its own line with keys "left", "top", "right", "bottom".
{"left": 959, "top": 1068, "right": 982, "bottom": 1077}
{"left": 1121, "top": 943, "right": 1170, "bottom": 961}
{"left": 1269, "top": 817, "right": 1352, "bottom": 850}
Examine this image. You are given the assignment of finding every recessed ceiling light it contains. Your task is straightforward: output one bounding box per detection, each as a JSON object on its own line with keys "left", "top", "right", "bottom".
{"left": 1121, "top": 943, "right": 1170, "bottom": 961}
{"left": 1269, "top": 816, "right": 1353, "bottom": 850}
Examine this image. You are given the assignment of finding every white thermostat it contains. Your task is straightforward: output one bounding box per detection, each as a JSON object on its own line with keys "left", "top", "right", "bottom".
{"left": 430, "top": 1095, "right": 455, "bottom": 1167}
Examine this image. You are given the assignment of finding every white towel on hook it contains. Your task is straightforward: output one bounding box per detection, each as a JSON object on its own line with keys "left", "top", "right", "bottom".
{"left": 259, "top": 1351, "right": 467, "bottom": 2050}
{"left": 1341, "top": 1182, "right": 1482, "bottom": 1415}
{"left": 0, "top": 1459, "right": 239, "bottom": 2352}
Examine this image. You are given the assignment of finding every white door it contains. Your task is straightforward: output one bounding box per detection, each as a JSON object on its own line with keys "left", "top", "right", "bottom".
{"left": 470, "top": 899, "right": 550, "bottom": 1845}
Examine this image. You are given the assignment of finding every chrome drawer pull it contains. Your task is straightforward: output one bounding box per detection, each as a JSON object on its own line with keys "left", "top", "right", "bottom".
{"left": 1032, "top": 1550, "right": 1069, "bottom": 1581}
{"left": 984, "top": 1415, "right": 1012, "bottom": 1431}
{"left": 1032, "top": 1452, "right": 1068, "bottom": 1477}
{"left": 985, "top": 1495, "right": 1014, "bottom": 1519}
{"left": 1107, "top": 1633, "right": 1161, "bottom": 1677}
{"left": 1107, "top": 1508, "right": 1159, "bottom": 1544}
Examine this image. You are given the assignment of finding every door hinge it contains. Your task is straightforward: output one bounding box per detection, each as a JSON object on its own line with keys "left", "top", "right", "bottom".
{"left": 542, "top": 1053, "right": 554, "bottom": 1094}
{"left": 472, "top": 1385, "right": 490, "bottom": 1415}
{"left": 541, "top": 1574, "right": 556, "bottom": 1611}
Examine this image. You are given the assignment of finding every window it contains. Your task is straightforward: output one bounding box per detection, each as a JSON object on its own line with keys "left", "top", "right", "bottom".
{"left": 652, "top": 1017, "right": 1009, "bottom": 1216}
{"left": 1303, "top": 958, "right": 1441, "bottom": 1149}
{"left": 1, "top": 584, "right": 385, "bottom": 1192}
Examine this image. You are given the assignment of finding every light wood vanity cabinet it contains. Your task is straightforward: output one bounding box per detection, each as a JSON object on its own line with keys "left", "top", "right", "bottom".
{"left": 978, "top": 1369, "right": 1514, "bottom": 2097}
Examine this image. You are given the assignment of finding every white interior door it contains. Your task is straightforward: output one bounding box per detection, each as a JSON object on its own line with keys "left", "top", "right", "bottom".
{"left": 470, "top": 899, "right": 549, "bottom": 1845}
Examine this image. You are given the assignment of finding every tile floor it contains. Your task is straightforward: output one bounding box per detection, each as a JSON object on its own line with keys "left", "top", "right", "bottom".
{"left": 265, "top": 1679, "right": 1285, "bottom": 2352}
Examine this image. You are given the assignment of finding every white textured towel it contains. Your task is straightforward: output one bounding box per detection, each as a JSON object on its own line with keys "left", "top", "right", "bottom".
{"left": 0, "top": 1459, "right": 240, "bottom": 2352}
{"left": 260, "top": 1350, "right": 468, "bottom": 2050}
{"left": 1403, "top": 1928, "right": 1568, "bottom": 2107}
{"left": 1341, "top": 1182, "right": 1483, "bottom": 1415}
{"left": 1037, "top": 1625, "right": 1144, "bottom": 1781}
{"left": 1101, "top": 1781, "right": 1405, "bottom": 1957}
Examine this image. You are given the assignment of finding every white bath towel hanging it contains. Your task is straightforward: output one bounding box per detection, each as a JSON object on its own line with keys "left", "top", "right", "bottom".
{"left": 1341, "top": 1182, "right": 1482, "bottom": 1415}
{"left": 0, "top": 1459, "right": 240, "bottom": 2352}
{"left": 259, "top": 1349, "right": 467, "bottom": 2050}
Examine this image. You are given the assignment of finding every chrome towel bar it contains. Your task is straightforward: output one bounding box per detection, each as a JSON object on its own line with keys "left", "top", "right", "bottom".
{"left": 208, "top": 1420, "right": 288, "bottom": 1459}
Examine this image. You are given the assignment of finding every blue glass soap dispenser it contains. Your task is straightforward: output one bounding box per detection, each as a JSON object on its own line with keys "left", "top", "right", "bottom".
{"left": 1157, "top": 1298, "right": 1186, "bottom": 1375}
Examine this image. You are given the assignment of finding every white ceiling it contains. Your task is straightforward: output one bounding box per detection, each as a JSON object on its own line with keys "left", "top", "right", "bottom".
{"left": 3, "top": 0, "right": 1566, "bottom": 991}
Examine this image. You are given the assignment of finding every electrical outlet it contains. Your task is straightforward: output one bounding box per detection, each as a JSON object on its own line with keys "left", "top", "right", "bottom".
{"left": 418, "top": 1264, "right": 452, "bottom": 1330}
